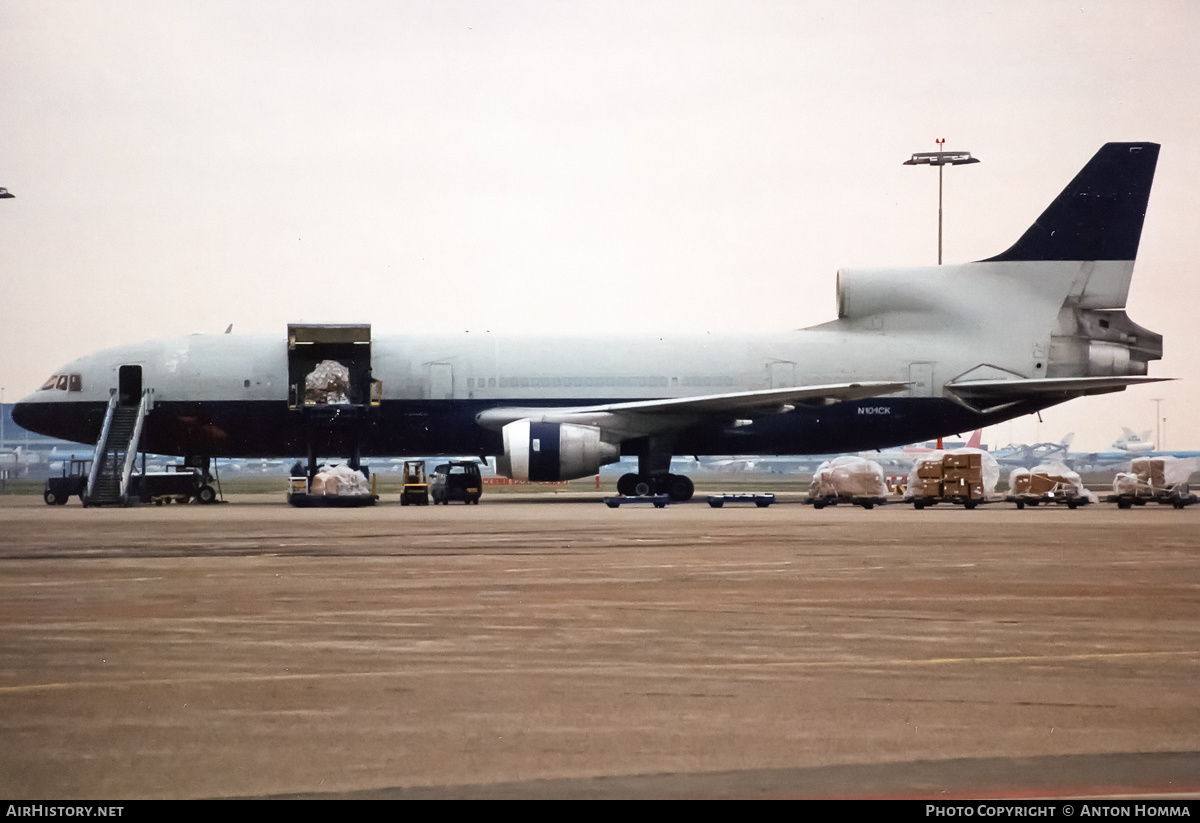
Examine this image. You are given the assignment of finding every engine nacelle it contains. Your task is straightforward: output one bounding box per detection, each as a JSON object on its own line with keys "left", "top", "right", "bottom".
{"left": 497, "top": 420, "right": 620, "bottom": 482}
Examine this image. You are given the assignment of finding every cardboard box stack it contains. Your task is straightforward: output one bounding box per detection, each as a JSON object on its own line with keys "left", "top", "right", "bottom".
{"left": 941, "top": 452, "right": 984, "bottom": 499}
{"left": 912, "top": 453, "right": 984, "bottom": 499}
{"left": 914, "top": 458, "right": 943, "bottom": 498}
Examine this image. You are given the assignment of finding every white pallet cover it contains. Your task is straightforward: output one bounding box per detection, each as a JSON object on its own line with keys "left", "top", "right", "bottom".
{"left": 310, "top": 463, "right": 370, "bottom": 496}
{"left": 305, "top": 359, "right": 351, "bottom": 405}
{"left": 1028, "top": 462, "right": 1098, "bottom": 503}
{"left": 810, "top": 455, "right": 888, "bottom": 498}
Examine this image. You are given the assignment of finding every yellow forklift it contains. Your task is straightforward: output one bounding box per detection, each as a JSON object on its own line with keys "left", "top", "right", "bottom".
{"left": 400, "top": 460, "right": 429, "bottom": 506}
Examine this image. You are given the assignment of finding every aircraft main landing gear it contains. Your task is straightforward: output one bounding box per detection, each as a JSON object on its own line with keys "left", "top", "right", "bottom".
{"left": 617, "top": 472, "right": 694, "bottom": 502}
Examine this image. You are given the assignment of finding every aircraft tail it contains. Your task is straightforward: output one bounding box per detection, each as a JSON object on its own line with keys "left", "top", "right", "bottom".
{"left": 982, "top": 143, "right": 1159, "bottom": 267}
{"left": 835, "top": 143, "right": 1164, "bottom": 407}
{"left": 990, "top": 143, "right": 1163, "bottom": 383}
{"left": 965, "top": 429, "right": 982, "bottom": 450}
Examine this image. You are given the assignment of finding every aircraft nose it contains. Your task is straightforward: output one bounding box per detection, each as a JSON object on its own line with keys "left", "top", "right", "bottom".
{"left": 11, "top": 395, "right": 41, "bottom": 435}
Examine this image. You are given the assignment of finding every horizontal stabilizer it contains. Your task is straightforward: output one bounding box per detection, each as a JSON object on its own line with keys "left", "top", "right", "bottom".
{"left": 947, "top": 375, "right": 1172, "bottom": 403}
{"left": 476, "top": 381, "right": 908, "bottom": 431}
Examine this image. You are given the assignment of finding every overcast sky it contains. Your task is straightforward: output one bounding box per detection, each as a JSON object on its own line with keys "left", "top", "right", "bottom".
{"left": 2, "top": 0, "right": 1198, "bottom": 451}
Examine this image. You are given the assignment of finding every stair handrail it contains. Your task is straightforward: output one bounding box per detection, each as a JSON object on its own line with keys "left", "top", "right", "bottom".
{"left": 119, "top": 390, "right": 150, "bottom": 504}
{"left": 86, "top": 392, "right": 119, "bottom": 502}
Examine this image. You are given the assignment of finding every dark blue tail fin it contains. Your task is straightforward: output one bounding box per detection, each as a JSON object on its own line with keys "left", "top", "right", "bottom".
{"left": 982, "top": 142, "right": 1159, "bottom": 263}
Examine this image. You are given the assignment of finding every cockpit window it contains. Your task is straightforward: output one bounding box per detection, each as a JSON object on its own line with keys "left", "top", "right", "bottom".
{"left": 40, "top": 374, "right": 82, "bottom": 392}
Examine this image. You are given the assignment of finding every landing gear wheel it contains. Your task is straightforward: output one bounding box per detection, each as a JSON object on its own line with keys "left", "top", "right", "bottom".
{"left": 666, "top": 474, "right": 694, "bottom": 502}
{"left": 634, "top": 481, "right": 652, "bottom": 497}
{"left": 196, "top": 484, "right": 217, "bottom": 505}
{"left": 617, "top": 473, "right": 639, "bottom": 497}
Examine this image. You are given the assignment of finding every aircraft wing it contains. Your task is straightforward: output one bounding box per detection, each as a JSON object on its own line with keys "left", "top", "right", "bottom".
{"left": 475, "top": 380, "right": 909, "bottom": 436}
{"left": 946, "top": 375, "right": 1172, "bottom": 404}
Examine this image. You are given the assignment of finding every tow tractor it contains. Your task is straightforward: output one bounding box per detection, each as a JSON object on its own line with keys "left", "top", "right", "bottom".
{"left": 400, "top": 460, "right": 430, "bottom": 506}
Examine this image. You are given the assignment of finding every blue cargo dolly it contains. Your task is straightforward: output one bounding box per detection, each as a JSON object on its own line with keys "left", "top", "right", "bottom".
{"left": 604, "top": 494, "right": 669, "bottom": 508}
{"left": 706, "top": 493, "right": 775, "bottom": 508}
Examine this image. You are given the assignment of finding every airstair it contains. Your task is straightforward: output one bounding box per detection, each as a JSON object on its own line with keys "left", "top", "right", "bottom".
{"left": 84, "top": 390, "right": 149, "bottom": 507}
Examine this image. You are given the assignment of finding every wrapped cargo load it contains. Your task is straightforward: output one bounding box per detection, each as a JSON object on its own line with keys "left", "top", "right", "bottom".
{"left": 1111, "top": 457, "right": 1198, "bottom": 508}
{"left": 809, "top": 456, "right": 888, "bottom": 498}
{"left": 1131, "top": 456, "right": 1166, "bottom": 490}
{"left": 1112, "top": 472, "right": 1140, "bottom": 496}
{"left": 1131, "top": 456, "right": 1198, "bottom": 490}
{"left": 1008, "top": 468, "right": 1031, "bottom": 495}
{"left": 1028, "top": 462, "right": 1098, "bottom": 503}
{"left": 310, "top": 463, "right": 370, "bottom": 496}
{"left": 305, "top": 359, "right": 352, "bottom": 405}
{"left": 906, "top": 448, "right": 999, "bottom": 498}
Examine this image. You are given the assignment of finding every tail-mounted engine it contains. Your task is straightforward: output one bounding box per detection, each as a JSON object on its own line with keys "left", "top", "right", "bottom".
{"left": 1048, "top": 308, "right": 1162, "bottom": 378}
{"left": 497, "top": 420, "right": 620, "bottom": 482}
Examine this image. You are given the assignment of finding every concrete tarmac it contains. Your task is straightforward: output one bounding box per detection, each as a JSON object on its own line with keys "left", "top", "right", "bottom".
{"left": 0, "top": 492, "right": 1197, "bottom": 799}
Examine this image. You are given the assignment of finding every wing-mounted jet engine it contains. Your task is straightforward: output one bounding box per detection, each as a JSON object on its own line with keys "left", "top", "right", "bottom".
{"left": 497, "top": 420, "right": 620, "bottom": 483}
{"left": 477, "top": 381, "right": 908, "bottom": 500}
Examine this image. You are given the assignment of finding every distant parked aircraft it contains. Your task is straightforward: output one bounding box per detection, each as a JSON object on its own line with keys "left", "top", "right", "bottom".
{"left": 1112, "top": 427, "right": 1155, "bottom": 453}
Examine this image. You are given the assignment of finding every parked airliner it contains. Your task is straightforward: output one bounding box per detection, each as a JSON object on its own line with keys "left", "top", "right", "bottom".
{"left": 13, "top": 143, "right": 1170, "bottom": 501}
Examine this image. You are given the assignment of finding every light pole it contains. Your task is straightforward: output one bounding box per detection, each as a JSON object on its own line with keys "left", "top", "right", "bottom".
{"left": 904, "top": 139, "right": 980, "bottom": 264}
{"left": 1152, "top": 397, "right": 1164, "bottom": 451}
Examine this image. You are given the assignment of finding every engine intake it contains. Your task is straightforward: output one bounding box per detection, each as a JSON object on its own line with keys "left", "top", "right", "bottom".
{"left": 498, "top": 420, "right": 619, "bottom": 482}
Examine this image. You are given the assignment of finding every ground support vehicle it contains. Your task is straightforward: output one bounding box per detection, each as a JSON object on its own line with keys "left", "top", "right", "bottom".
{"left": 708, "top": 493, "right": 776, "bottom": 508}
{"left": 1108, "top": 483, "right": 1198, "bottom": 510}
{"left": 132, "top": 469, "right": 207, "bottom": 505}
{"left": 400, "top": 460, "right": 429, "bottom": 506}
{"left": 430, "top": 461, "right": 483, "bottom": 505}
{"left": 45, "top": 459, "right": 209, "bottom": 506}
{"left": 807, "top": 494, "right": 885, "bottom": 510}
{"left": 43, "top": 458, "right": 91, "bottom": 505}
{"left": 604, "top": 494, "right": 669, "bottom": 508}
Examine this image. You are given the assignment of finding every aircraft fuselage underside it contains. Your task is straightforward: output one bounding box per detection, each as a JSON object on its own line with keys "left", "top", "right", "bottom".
{"left": 22, "top": 396, "right": 1047, "bottom": 461}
